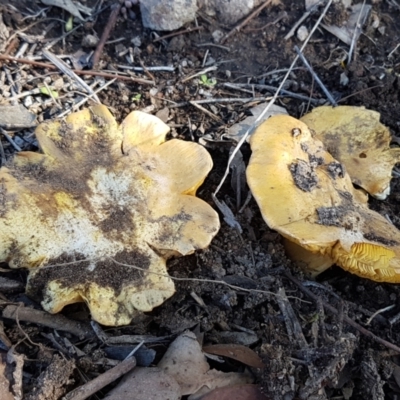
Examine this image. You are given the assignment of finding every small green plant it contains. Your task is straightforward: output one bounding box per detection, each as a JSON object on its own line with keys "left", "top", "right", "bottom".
{"left": 65, "top": 15, "right": 73, "bottom": 32}
{"left": 40, "top": 87, "right": 59, "bottom": 99}
{"left": 200, "top": 74, "right": 217, "bottom": 87}
{"left": 132, "top": 93, "right": 142, "bottom": 102}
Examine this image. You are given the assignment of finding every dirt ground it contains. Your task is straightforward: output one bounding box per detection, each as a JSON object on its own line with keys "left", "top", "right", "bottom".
{"left": 1, "top": 0, "right": 400, "bottom": 399}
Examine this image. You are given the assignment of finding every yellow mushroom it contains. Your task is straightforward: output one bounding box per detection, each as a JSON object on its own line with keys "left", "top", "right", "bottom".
{"left": 246, "top": 114, "right": 400, "bottom": 282}
{"left": 0, "top": 105, "right": 220, "bottom": 326}
{"left": 301, "top": 105, "right": 400, "bottom": 200}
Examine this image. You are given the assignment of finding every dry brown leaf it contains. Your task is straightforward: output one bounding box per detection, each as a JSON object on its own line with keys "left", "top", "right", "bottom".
{"left": 198, "top": 384, "right": 270, "bottom": 400}
{"left": 105, "top": 367, "right": 180, "bottom": 400}
{"left": 203, "top": 344, "right": 264, "bottom": 368}
{"left": 158, "top": 331, "right": 253, "bottom": 398}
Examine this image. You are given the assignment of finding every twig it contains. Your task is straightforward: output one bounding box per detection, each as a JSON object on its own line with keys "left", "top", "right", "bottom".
{"left": 389, "top": 310, "right": 400, "bottom": 325}
{"left": 0, "top": 138, "right": 6, "bottom": 166}
{"left": 284, "top": 0, "right": 324, "bottom": 40}
{"left": 90, "top": 2, "right": 122, "bottom": 69}
{"left": 39, "top": 257, "right": 291, "bottom": 299}
{"left": 223, "top": 82, "right": 322, "bottom": 104}
{"left": 44, "top": 5, "right": 110, "bottom": 50}
{"left": 0, "top": 129, "right": 22, "bottom": 152}
{"left": 189, "top": 101, "right": 223, "bottom": 123}
{"left": 213, "top": 0, "right": 334, "bottom": 198}
{"left": 62, "top": 348, "right": 139, "bottom": 400}
{"left": 285, "top": 272, "right": 400, "bottom": 353}
{"left": 195, "top": 42, "right": 230, "bottom": 51}
{"left": 118, "top": 64, "right": 175, "bottom": 72}
{"left": 42, "top": 50, "right": 100, "bottom": 103}
{"left": 3, "top": 305, "right": 94, "bottom": 339}
{"left": 153, "top": 26, "right": 203, "bottom": 42}
{"left": 43, "top": 80, "right": 62, "bottom": 109}
{"left": 220, "top": 0, "right": 274, "bottom": 44}
{"left": 347, "top": 0, "right": 366, "bottom": 65}
{"left": 366, "top": 304, "right": 395, "bottom": 325}
{"left": 56, "top": 78, "right": 117, "bottom": 118}
{"left": 139, "top": 59, "right": 155, "bottom": 81}
{"left": 276, "top": 287, "right": 308, "bottom": 347}
{"left": 170, "top": 96, "right": 270, "bottom": 108}
{"left": 294, "top": 45, "right": 337, "bottom": 106}
{"left": 0, "top": 55, "right": 154, "bottom": 84}
{"left": 181, "top": 66, "right": 217, "bottom": 83}
{"left": 243, "top": 11, "right": 287, "bottom": 32}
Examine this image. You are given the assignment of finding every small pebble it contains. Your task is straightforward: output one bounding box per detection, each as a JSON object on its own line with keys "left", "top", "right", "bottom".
{"left": 81, "top": 34, "right": 99, "bottom": 48}
{"left": 52, "top": 77, "right": 64, "bottom": 90}
{"left": 131, "top": 36, "right": 141, "bottom": 47}
{"left": 297, "top": 25, "right": 308, "bottom": 42}
{"left": 340, "top": 72, "right": 349, "bottom": 86}
{"left": 212, "top": 30, "right": 224, "bottom": 43}
{"left": 23, "top": 95, "right": 33, "bottom": 107}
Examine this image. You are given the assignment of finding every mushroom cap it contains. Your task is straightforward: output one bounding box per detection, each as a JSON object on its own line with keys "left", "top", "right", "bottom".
{"left": 300, "top": 105, "right": 400, "bottom": 200}
{"left": 0, "top": 105, "right": 220, "bottom": 325}
{"left": 246, "top": 114, "right": 400, "bottom": 282}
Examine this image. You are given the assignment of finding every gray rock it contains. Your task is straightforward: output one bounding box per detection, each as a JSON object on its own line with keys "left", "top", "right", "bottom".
{"left": 0, "top": 105, "right": 37, "bottom": 129}
{"left": 140, "top": 0, "right": 198, "bottom": 31}
{"left": 198, "top": 0, "right": 262, "bottom": 25}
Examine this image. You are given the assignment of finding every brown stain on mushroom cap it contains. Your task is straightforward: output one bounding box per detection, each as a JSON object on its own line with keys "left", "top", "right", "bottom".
{"left": 246, "top": 114, "right": 400, "bottom": 283}
{"left": 0, "top": 105, "right": 220, "bottom": 325}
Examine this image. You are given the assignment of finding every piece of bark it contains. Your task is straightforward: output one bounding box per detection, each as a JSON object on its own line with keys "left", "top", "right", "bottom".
{"left": 3, "top": 305, "right": 93, "bottom": 340}
{"left": 0, "top": 277, "right": 24, "bottom": 292}
{"left": 0, "top": 353, "right": 13, "bottom": 400}
{"left": 25, "top": 355, "right": 75, "bottom": 400}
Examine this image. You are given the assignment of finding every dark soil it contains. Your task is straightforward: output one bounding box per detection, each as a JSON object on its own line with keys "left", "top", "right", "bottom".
{"left": 1, "top": 0, "right": 400, "bottom": 399}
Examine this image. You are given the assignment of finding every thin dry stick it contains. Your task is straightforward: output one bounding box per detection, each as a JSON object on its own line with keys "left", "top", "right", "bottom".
{"left": 139, "top": 58, "right": 155, "bottom": 81}
{"left": 62, "top": 352, "right": 138, "bottom": 400}
{"left": 0, "top": 139, "right": 5, "bottom": 166}
{"left": 42, "top": 50, "right": 100, "bottom": 103}
{"left": 284, "top": 0, "right": 324, "bottom": 40}
{"left": 14, "top": 304, "right": 43, "bottom": 348}
{"left": 294, "top": 45, "right": 337, "bottom": 106}
{"left": 36, "top": 257, "right": 301, "bottom": 301}
{"left": 220, "top": 0, "right": 274, "bottom": 44}
{"left": 338, "top": 83, "right": 383, "bottom": 103}
{"left": 0, "top": 129, "right": 21, "bottom": 152}
{"left": 153, "top": 26, "right": 203, "bottom": 42}
{"left": 91, "top": 2, "right": 122, "bottom": 69}
{"left": 347, "top": 0, "right": 366, "bottom": 65}
{"left": 285, "top": 272, "right": 400, "bottom": 353}
{"left": 243, "top": 11, "right": 287, "bottom": 32}
{"left": 366, "top": 304, "right": 396, "bottom": 325}
{"left": 223, "top": 82, "right": 321, "bottom": 104}
{"left": 56, "top": 78, "right": 117, "bottom": 118}
{"left": 213, "top": 0, "right": 333, "bottom": 198}
{"left": 189, "top": 100, "right": 223, "bottom": 123}
{"left": 0, "top": 55, "right": 154, "bottom": 84}
{"left": 181, "top": 66, "right": 217, "bottom": 83}
{"left": 171, "top": 97, "right": 271, "bottom": 108}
